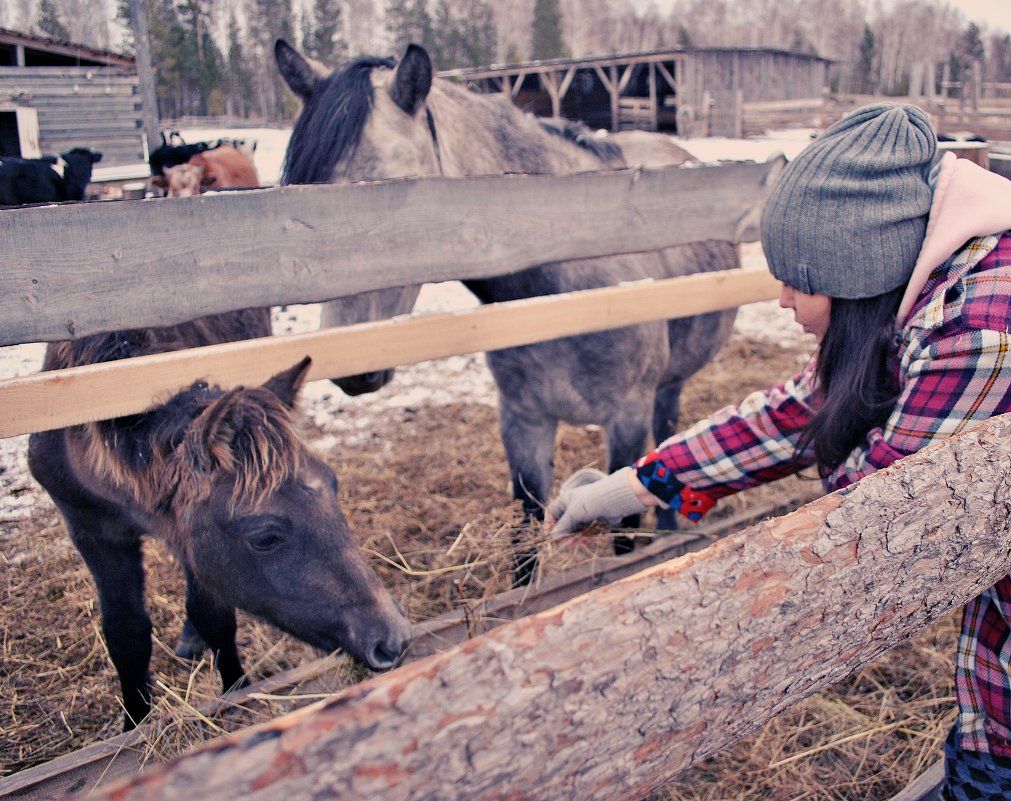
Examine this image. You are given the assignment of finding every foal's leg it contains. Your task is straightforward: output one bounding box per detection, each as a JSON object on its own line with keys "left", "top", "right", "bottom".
{"left": 183, "top": 571, "right": 246, "bottom": 693}
{"left": 498, "top": 406, "right": 558, "bottom": 586}
{"left": 605, "top": 403, "right": 652, "bottom": 555}
{"left": 652, "top": 380, "right": 684, "bottom": 532}
{"left": 58, "top": 503, "right": 153, "bottom": 730}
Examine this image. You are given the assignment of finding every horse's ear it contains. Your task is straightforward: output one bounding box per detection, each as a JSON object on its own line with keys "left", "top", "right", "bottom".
{"left": 263, "top": 356, "right": 312, "bottom": 407}
{"left": 274, "top": 39, "right": 328, "bottom": 100}
{"left": 390, "top": 43, "right": 432, "bottom": 115}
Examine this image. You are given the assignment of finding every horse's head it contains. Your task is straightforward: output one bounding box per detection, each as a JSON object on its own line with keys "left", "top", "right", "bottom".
{"left": 163, "top": 358, "right": 411, "bottom": 670}
{"left": 275, "top": 39, "right": 439, "bottom": 184}
{"left": 275, "top": 40, "right": 436, "bottom": 396}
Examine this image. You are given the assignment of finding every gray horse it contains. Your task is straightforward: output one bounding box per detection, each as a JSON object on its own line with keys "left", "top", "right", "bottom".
{"left": 275, "top": 40, "right": 739, "bottom": 573}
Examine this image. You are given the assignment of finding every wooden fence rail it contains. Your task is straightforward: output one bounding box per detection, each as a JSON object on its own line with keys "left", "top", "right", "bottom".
{"left": 68, "top": 413, "right": 1011, "bottom": 801}
{"left": 0, "top": 158, "right": 783, "bottom": 346}
{"left": 0, "top": 156, "right": 784, "bottom": 438}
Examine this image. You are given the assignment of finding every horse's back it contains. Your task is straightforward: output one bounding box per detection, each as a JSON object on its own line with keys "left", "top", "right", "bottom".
{"left": 42, "top": 308, "right": 271, "bottom": 371}
{"left": 607, "top": 130, "right": 696, "bottom": 169}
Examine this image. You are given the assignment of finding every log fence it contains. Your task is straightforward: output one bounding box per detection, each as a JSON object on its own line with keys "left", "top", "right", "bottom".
{"left": 0, "top": 155, "right": 988, "bottom": 800}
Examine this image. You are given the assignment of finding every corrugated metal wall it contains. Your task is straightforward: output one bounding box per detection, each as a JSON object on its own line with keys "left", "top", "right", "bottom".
{"left": 0, "top": 66, "right": 146, "bottom": 168}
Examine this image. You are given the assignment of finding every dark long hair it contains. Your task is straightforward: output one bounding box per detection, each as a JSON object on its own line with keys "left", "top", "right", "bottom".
{"left": 798, "top": 285, "right": 905, "bottom": 475}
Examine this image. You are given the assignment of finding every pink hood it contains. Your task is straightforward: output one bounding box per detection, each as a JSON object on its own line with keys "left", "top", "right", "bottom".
{"left": 898, "top": 151, "right": 1011, "bottom": 323}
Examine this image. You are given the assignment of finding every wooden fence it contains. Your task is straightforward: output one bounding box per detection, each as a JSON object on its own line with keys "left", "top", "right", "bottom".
{"left": 0, "top": 155, "right": 987, "bottom": 801}
{"left": 0, "top": 157, "right": 784, "bottom": 437}
{"left": 737, "top": 91, "right": 1011, "bottom": 143}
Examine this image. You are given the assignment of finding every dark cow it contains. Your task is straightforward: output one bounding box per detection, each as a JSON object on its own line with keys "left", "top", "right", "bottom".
{"left": 0, "top": 147, "right": 102, "bottom": 205}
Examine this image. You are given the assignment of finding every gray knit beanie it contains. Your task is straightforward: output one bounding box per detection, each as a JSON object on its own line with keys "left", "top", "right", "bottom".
{"left": 760, "top": 103, "right": 936, "bottom": 298}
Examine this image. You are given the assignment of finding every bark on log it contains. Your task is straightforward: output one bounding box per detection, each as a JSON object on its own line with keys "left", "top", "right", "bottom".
{"left": 71, "top": 415, "right": 1011, "bottom": 801}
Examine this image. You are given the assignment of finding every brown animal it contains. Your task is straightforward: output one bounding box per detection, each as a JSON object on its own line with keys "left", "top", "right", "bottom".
{"left": 153, "top": 144, "right": 259, "bottom": 197}
{"left": 27, "top": 311, "right": 411, "bottom": 730}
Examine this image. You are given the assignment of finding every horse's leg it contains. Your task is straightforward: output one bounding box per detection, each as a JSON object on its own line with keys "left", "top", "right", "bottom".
{"left": 58, "top": 503, "right": 153, "bottom": 730}
{"left": 183, "top": 572, "right": 246, "bottom": 693}
{"left": 174, "top": 618, "right": 208, "bottom": 662}
{"left": 498, "top": 406, "right": 558, "bottom": 586}
{"left": 652, "top": 380, "right": 684, "bottom": 532}
{"left": 604, "top": 402, "right": 653, "bottom": 556}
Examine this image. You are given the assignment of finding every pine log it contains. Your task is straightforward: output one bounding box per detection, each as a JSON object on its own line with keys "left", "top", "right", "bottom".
{"left": 71, "top": 415, "right": 1011, "bottom": 801}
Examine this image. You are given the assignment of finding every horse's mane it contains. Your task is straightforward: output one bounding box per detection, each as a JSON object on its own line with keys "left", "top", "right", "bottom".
{"left": 51, "top": 309, "right": 298, "bottom": 523}
{"left": 282, "top": 55, "right": 396, "bottom": 185}
{"left": 82, "top": 379, "right": 304, "bottom": 527}
{"left": 539, "top": 119, "right": 623, "bottom": 164}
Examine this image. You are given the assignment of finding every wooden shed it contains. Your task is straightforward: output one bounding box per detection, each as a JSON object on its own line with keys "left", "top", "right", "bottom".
{"left": 0, "top": 27, "right": 148, "bottom": 178}
{"left": 438, "top": 47, "right": 833, "bottom": 138}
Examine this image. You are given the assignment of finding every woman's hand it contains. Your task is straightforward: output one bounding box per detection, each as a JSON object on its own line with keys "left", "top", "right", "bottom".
{"left": 545, "top": 466, "right": 650, "bottom": 535}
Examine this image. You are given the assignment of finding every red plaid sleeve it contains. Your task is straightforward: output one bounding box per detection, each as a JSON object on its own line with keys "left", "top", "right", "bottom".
{"left": 633, "top": 363, "right": 819, "bottom": 515}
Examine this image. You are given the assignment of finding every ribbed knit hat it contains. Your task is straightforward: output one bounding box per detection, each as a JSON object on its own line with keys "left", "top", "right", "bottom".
{"left": 760, "top": 103, "right": 936, "bottom": 298}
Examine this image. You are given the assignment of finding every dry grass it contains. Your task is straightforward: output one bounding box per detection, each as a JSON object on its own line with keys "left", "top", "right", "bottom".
{"left": 0, "top": 330, "right": 956, "bottom": 797}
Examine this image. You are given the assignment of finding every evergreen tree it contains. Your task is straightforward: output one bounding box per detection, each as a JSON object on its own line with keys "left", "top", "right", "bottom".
{"left": 385, "top": 0, "right": 431, "bottom": 57}
{"left": 531, "top": 0, "right": 566, "bottom": 60}
{"left": 456, "top": 0, "right": 496, "bottom": 68}
{"left": 855, "top": 23, "right": 875, "bottom": 93}
{"left": 36, "top": 0, "right": 69, "bottom": 40}
{"left": 225, "top": 11, "right": 255, "bottom": 117}
{"left": 305, "top": 0, "right": 348, "bottom": 64}
{"left": 249, "top": 0, "right": 297, "bottom": 119}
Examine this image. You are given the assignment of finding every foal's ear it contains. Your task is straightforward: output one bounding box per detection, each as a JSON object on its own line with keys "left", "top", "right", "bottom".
{"left": 274, "top": 39, "right": 328, "bottom": 100}
{"left": 263, "top": 356, "right": 312, "bottom": 407}
{"left": 390, "top": 43, "right": 432, "bottom": 115}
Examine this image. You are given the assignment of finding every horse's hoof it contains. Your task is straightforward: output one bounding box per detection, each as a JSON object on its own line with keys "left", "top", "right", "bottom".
{"left": 512, "top": 550, "right": 538, "bottom": 588}
{"left": 613, "top": 534, "right": 636, "bottom": 555}
{"left": 174, "top": 620, "right": 208, "bottom": 662}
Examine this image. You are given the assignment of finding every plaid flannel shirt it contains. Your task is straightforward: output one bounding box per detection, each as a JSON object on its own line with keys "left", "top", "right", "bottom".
{"left": 635, "top": 232, "right": 1011, "bottom": 756}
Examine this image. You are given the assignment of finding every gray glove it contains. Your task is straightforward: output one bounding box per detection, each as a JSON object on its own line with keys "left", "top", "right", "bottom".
{"left": 547, "top": 466, "right": 649, "bottom": 535}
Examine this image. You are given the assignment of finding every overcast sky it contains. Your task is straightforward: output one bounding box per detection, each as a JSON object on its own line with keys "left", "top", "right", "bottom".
{"left": 642, "top": 0, "right": 1011, "bottom": 35}
{"left": 949, "top": 0, "right": 1011, "bottom": 33}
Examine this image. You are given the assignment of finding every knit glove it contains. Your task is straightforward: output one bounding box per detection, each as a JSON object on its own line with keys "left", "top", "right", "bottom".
{"left": 547, "top": 466, "right": 649, "bottom": 536}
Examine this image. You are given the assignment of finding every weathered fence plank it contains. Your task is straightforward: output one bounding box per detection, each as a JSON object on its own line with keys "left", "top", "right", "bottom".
{"left": 0, "top": 268, "right": 781, "bottom": 437}
{"left": 0, "top": 157, "right": 784, "bottom": 345}
{"left": 71, "top": 414, "right": 1011, "bottom": 801}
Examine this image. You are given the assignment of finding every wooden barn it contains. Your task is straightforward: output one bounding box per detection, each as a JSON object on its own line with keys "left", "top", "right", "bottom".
{"left": 438, "top": 47, "right": 833, "bottom": 138}
{"left": 0, "top": 27, "right": 148, "bottom": 179}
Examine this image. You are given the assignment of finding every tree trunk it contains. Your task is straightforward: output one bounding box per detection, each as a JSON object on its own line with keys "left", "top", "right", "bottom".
{"left": 77, "top": 415, "right": 1011, "bottom": 801}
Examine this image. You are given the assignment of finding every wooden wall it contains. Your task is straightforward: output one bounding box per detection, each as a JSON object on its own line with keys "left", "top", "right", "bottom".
{"left": 0, "top": 66, "right": 146, "bottom": 168}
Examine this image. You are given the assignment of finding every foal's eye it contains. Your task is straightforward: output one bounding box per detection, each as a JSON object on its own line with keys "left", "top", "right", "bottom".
{"left": 248, "top": 532, "right": 284, "bottom": 553}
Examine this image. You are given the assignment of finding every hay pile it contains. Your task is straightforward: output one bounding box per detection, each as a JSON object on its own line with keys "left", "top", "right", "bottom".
{"left": 1, "top": 329, "right": 956, "bottom": 798}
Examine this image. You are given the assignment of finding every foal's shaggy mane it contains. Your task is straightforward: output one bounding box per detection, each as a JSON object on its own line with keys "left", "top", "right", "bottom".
{"left": 282, "top": 56, "right": 396, "bottom": 185}
{"left": 81, "top": 382, "right": 304, "bottom": 527}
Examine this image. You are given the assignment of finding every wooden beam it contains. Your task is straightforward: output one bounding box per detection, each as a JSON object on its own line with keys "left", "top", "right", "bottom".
{"left": 0, "top": 158, "right": 784, "bottom": 346}
{"left": 888, "top": 762, "right": 944, "bottom": 801}
{"left": 539, "top": 70, "right": 561, "bottom": 117}
{"left": 656, "top": 60, "right": 677, "bottom": 93}
{"left": 1, "top": 490, "right": 818, "bottom": 801}
{"left": 71, "top": 413, "right": 1011, "bottom": 801}
{"left": 617, "top": 63, "right": 636, "bottom": 94}
{"left": 0, "top": 268, "right": 783, "bottom": 437}
{"left": 557, "top": 66, "right": 577, "bottom": 101}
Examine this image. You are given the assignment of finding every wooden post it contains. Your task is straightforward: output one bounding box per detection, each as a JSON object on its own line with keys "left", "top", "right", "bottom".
{"left": 648, "top": 62, "right": 658, "bottom": 131}
{"left": 71, "top": 413, "right": 1011, "bottom": 801}
{"left": 609, "top": 65, "right": 618, "bottom": 130}
{"left": 129, "top": 0, "right": 161, "bottom": 160}
{"left": 734, "top": 87, "right": 744, "bottom": 138}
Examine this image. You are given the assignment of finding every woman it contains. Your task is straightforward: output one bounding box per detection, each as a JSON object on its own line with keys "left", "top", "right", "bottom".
{"left": 546, "top": 103, "right": 1011, "bottom": 800}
